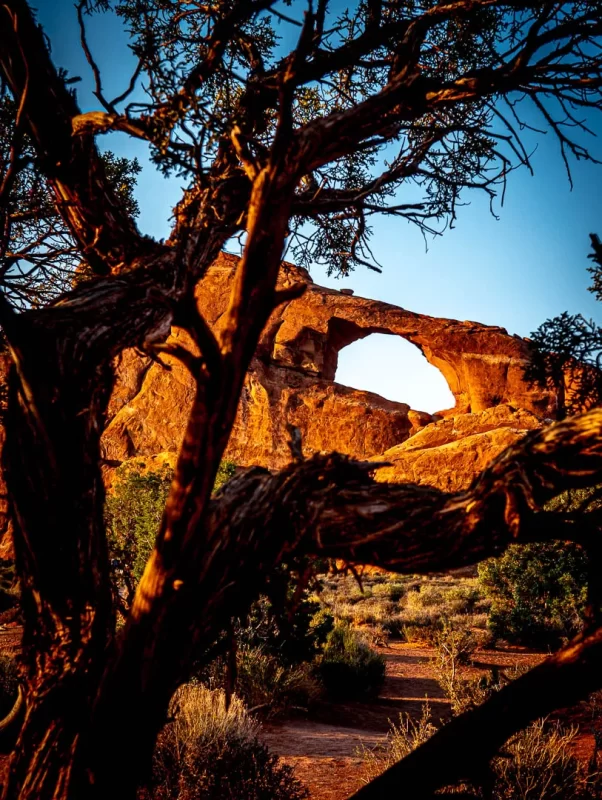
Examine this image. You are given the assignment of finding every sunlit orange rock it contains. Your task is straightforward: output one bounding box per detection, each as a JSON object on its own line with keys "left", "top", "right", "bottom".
{"left": 102, "top": 253, "right": 554, "bottom": 471}
{"left": 373, "top": 405, "right": 543, "bottom": 493}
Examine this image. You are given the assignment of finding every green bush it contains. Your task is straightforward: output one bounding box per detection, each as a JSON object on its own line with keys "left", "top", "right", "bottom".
{"left": 213, "top": 460, "right": 237, "bottom": 492}
{"left": 239, "top": 594, "right": 333, "bottom": 667}
{"left": 371, "top": 581, "right": 406, "bottom": 602}
{"left": 0, "top": 559, "right": 18, "bottom": 613}
{"left": 106, "top": 460, "right": 236, "bottom": 610}
{"left": 145, "top": 684, "right": 308, "bottom": 800}
{"left": 194, "top": 585, "right": 332, "bottom": 717}
{"left": 106, "top": 462, "right": 173, "bottom": 607}
{"left": 318, "top": 623, "right": 385, "bottom": 700}
{"left": 478, "top": 542, "right": 588, "bottom": 646}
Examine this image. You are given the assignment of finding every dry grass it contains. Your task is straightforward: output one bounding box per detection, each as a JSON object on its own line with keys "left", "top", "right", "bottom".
{"left": 358, "top": 704, "right": 437, "bottom": 785}
{"left": 359, "top": 706, "right": 601, "bottom": 798}
{"left": 318, "top": 571, "right": 490, "bottom": 644}
{"left": 146, "top": 684, "right": 309, "bottom": 799}
{"left": 234, "top": 645, "right": 321, "bottom": 716}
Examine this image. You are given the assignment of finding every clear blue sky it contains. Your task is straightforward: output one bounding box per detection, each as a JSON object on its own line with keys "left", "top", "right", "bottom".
{"left": 32, "top": 2, "right": 602, "bottom": 413}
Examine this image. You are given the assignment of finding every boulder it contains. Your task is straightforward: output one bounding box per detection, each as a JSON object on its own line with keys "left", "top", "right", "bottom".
{"left": 373, "top": 405, "right": 543, "bottom": 492}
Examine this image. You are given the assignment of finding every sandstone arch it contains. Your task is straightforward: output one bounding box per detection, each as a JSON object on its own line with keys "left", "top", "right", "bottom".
{"left": 268, "top": 268, "right": 553, "bottom": 416}
{"left": 100, "top": 254, "right": 555, "bottom": 473}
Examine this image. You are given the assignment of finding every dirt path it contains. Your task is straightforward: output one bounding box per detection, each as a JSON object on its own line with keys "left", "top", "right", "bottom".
{"left": 0, "top": 628, "right": 577, "bottom": 800}
{"left": 261, "top": 643, "right": 543, "bottom": 800}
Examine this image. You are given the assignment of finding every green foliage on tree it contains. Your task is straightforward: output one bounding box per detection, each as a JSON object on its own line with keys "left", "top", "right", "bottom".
{"left": 106, "top": 460, "right": 236, "bottom": 610}
{"left": 478, "top": 542, "right": 588, "bottom": 646}
{"left": 526, "top": 235, "right": 602, "bottom": 418}
{"left": 0, "top": 96, "right": 142, "bottom": 308}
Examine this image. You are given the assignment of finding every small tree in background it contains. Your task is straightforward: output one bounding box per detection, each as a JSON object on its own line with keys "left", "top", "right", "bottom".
{"left": 106, "top": 461, "right": 236, "bottom": 611}
{"left": 526, "top": 235, "right": 602, "bottom": 419}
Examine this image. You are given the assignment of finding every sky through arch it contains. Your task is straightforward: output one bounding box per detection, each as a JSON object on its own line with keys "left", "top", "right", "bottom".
{"left": 334, "top": 333, "right": 456, "bottom": 414}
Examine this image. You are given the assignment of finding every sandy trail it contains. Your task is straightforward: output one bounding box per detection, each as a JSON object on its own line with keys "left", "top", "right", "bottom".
{"left": 0, "top": 628, "right": 577, "bottom": 800}
{"left": 261, "top": 642, "right": 543, "bottom": 800}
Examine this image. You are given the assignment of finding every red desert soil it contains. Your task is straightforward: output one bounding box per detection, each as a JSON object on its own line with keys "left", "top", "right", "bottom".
{"left": 0, "top": 631, "right": 595, "bottom": 799}
{"left": 261, "top": 642, "right": 547, "bottom": 800}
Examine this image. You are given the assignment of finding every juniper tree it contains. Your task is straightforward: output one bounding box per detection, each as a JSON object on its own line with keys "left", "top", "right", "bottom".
{"left": 1, "top": 2, "right": 602, "bottom": 798}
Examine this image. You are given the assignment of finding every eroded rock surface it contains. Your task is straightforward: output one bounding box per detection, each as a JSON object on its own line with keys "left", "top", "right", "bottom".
{"left": 374, "top": 405, "right": 543, "bottom": 492}
{"left": 102, "top": 253, "right": 553, "bottom": 477}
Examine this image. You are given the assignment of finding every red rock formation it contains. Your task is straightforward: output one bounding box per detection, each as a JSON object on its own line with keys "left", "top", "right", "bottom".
{"left": 0, "top": 252, "right": 557, "bottom": 560}
{"left": 101, "top": 253, "right": 554, "bottom": 474}
{"left": 374, "top": 405, "right": 543, "bottom": 492}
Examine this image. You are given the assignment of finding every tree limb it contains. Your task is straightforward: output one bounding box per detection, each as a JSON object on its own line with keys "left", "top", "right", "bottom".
{"left": 350, "top": 622, "right": 602, "bottom": 798}
{"left": 0, "top": 0, "right": 150, "bottom": 274}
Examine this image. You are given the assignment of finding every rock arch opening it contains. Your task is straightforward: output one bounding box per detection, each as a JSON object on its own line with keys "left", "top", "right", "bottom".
{"left": 334, "top": 333, "right": 456, "bottom": 414}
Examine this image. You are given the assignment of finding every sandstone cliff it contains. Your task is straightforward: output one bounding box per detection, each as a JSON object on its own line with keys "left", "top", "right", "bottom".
{"left": 101, "top": 253, "right": 553, "bottom": 481}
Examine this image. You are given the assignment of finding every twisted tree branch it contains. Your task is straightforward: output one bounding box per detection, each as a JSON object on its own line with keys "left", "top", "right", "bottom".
{"left": 0, "top": 0, "right": 150, "bottom": 274}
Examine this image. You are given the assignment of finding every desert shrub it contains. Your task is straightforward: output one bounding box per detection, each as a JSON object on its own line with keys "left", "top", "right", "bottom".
{"left": 0, "top": 560, "right": 17, "bottom": 612}
{"left": 360, "top": 707, "right": 600, "bottom": 798}
{"left": 106, "top": 460, "right": 236, "bottom": 610}
{"left": 491, "top": 719, "right": 601, "bottom": 799}
{"left": 433, "top": 623, "right": 477, "bottom": 666}
{"left": 198, "top": 592, "right": 331, "bottom": 717}
{"left": 405, "top": 584, "right": 448, "bottom": 609}
{"left": 478, "top": 542, "right": 588, "bottom": 646}
{"left": 444, "top": 583, "right": 483, "bottom": 615}
{"left": 401, "top": 622, "right": 438, "bottom": 644}
{"left": 320, "top": 572, "right": 487, "bottom": 643}
{"left": 405, "top": 579, "right": 485, "bottom": 613}
{"left": 359, "top": 704, "right": 436, "bottom": 784}
{"left": 371, "top": 580, "right": 406, "bottom": 601}
{"left": 239, "top": 594, "right": 333, "bottom": 667}
{"left": 213, "top": 460, "right": 237, "bottom": 492}
{"left": 0, "top": 655, "right": 19, "bottom": 718}
{"left": 362, "top": 623, "right": 389, "bottom": 647}
{"left": 146, "top": 684, "right": 308, "bottom": 800}
{"left": 431, "top": 623, "right": 478, "bottom": 713}
{"left": 232, "top": 645, "right": 321, "bottom": 717}
{"left": 318, "top": 622, "right": 385, "bottom": 699}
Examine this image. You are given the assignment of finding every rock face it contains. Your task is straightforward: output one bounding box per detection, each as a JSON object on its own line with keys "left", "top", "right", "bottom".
{"left": 0, "top": 252, "right": 558, "bottom": 557}
{"left": 101, "top": 253, "right": 554, "bottom": 485}
{"left": 374, "top": 405, "right": 543, "bottom": 492}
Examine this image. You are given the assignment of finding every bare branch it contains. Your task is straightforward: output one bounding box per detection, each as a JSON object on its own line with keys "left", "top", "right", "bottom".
{"left": 0, "top": 0, "right": 150, "bottom": 273}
